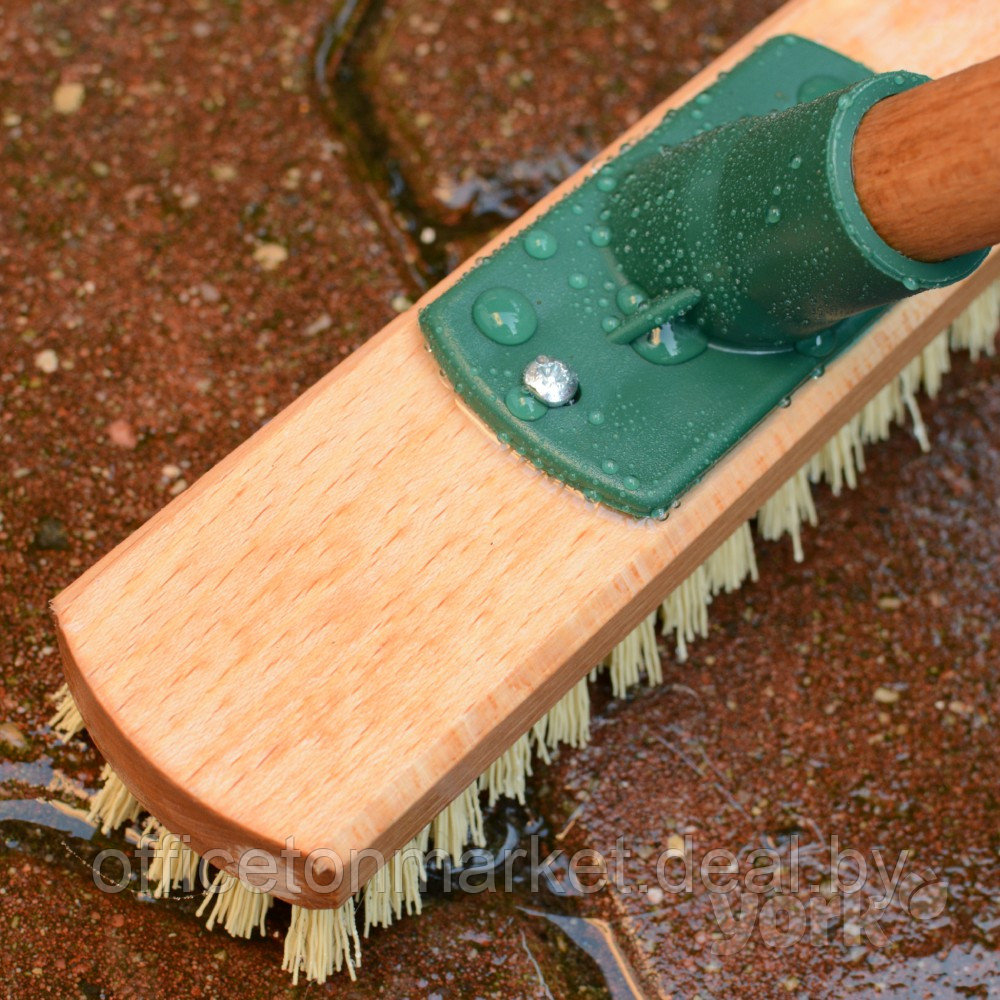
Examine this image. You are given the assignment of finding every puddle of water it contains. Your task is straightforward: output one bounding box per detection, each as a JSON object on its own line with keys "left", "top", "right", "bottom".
{"left": 0, "top": 798, "right": 93, "bottom": 841}
{"left": 522, "top": 908, "right": 647, "bottom": 1000}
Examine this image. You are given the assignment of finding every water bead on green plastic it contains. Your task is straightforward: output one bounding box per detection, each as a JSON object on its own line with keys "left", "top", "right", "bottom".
{"left": 472, "top": 287, "right": 538, "bottom": 345}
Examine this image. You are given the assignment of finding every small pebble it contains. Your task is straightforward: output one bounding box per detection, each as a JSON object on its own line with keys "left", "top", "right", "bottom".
{"left": 52, "top": 82, "right": 85, "bottom": 115}
{"left": 304, "top": 313, "right": 333, "bottom": 337}
{"left": 874, "top": 686, "right": 900, "bottom": 705}
{"left": 161, "top": 464, "right": 182, "bottom": 480}
{"left": 646, "top": 886, "right": 664, "bottom": 905}
{"left": 0, "top": 722, "right": 27, "bottom": 750}
{"left": 33, "top": 516, "right": 70, "bottom": 550}
{"left": 210, "top": 163, "right": 237, "bottom": 182}
{"left": 107, "top": 419, "right": 137, "bottom": 449}
{"left": 34, "top": 349, "right": 59, "bottom": 374}
{"left": 391, "top": 294, "right": 413, "bottom": 312}
{"left": 253, "top": 243, "right": 288, "bottom": 270}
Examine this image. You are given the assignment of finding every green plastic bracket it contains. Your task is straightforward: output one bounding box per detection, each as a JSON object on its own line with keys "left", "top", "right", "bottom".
{"left": 418, "top": 35, "right": 987, "bottom": 518}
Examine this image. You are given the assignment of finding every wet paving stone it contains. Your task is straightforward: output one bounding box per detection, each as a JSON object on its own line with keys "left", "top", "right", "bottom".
{"left": 339, "top": 0, "right": 784, "bottom": 265}
{"left": 543, "top": 352, "right": 1000, "bottom": 997}
{"left": 3, "top": 0, "right": 999, "bottom": 996}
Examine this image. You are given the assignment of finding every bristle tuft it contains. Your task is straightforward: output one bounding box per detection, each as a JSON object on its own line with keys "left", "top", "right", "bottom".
{"left": 951, "top": 280, "right": 1000, "bottom": 360}
{"left": 362, "top": 837, "right": 426, "bottom": 935}
{"left": 87, "top": 764, "right": 142, "bottom": 835}
{"left": 196, "top": 869, "right": 272, "bottom": 938}
{"left": 757, "top": 466, "right": 816, "bottom": 563}
{"left": 918, "top": 330, "right": 952, "bottom": 399}
{"left": 282, "top": 902, "right": 361, "bottom": 985}
{"left": 605, "top": 611, "right": 660, "bottom": 696}
{"left": 49, "top": 683, "right": 84, "bottom": 740}
{"left": 541, "top": 676, "right": 591, "bottom": 750}
{"left": 147, "top": 825, "right": 202, "bottom": 898}
{"left": 480, "top": 733, "right": 533, "bottom": 806}
{"left": 707, "top": 522, "right": 759, "bottom": 594}
{"left": 660, "top": 565, "right": 710, "bottom": 662}
{"left": 429, "top": 782, "right": 485, "bottom": 864}
{"left": 809, "top": 414, "right": 865, "bottom": 494}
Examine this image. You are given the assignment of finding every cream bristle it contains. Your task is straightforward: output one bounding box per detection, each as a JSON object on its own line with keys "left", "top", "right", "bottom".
{"left": 528, "top": 714, "right": 552, "bottom": 764}
{"left": 757, "top": 467, "right": 816, "bottom": 563}
{"left": 898, "top": 356, "right": 930, "bottom": 452}
{"left": 147, "top": 825, "right": 202, "bottom": 898}
{"left": 480, "top": 732, "right": 534, "bottom": 806}
{"left": 196, "top": 869, "right": 272, "bottom": 938}
{"left": 429, "top": 781, "right": 485, "bottom": 865}
{"left": 660, "top": 564, "right": 710, "bottom": 662}
{"left": 282, "top": 901, "right": 360, "bottom": 985}
{"left": 87, "top": 764, "right": 142, "bottom": 835}
{"left": 362, "top": 835, "right": 426, "bottom": 935}
{"left": 859, "top": 379, "right": 901, "bottom": 445}
{"left": 809, "top": 413, "right": 865, "bottom": 494}
{"left": 541, "top": 675, "right": 591, "bottom": 750}
{"left": 706, "top": 522, "right": 759, "bottom": 595}
{"left": 919, "top": 330, "right": 952, "bottom": 399}
{"left": 49, "top": 683, "right": 85, "bottom": 740}
{"left": 951, "top": 280, "right": 1000, "bottom": 361}
{"left": 605, "top": 611, "right": 660, "bottom": 696}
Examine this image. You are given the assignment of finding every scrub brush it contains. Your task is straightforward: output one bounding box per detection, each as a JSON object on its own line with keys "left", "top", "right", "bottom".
{"left": 48, "top": 2, "right": 1000, "bottom": 986}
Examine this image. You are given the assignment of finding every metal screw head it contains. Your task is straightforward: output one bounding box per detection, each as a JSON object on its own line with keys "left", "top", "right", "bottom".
{"left": 522, "top": 355, "right": 579, "bottom": 407}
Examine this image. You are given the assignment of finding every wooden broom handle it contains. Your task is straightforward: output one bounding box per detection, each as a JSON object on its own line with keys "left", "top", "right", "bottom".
{"left": 853, "top": 55, "right": 1000, "bottom": 263}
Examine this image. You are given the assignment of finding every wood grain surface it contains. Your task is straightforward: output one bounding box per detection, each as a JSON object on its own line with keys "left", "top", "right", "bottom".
{"left": 54, "top": 0, "right": 1000, "bottom": 907}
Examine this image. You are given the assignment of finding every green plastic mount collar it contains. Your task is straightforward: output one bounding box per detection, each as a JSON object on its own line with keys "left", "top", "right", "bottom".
{"left": 826, "top": 72, "right": 987, "bottom": 289}
{"left": 418, "top": 36, "right": 987, "bottom": 518}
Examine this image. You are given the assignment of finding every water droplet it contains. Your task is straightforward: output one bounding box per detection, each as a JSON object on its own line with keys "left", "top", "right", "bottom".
{"left": 632, "top": 323, "right": 709, "bottom": 366}
{"left": 472, "top": 287, "right": 538, "bottom": 345}
{"left": 615, "top": 284, "right": 646, "bottom": 315}
{"left": 650, "top": 507, "right": 667, "bottom": 521}
{"left": 623, "top": 475, "right": 640, "bottom": 490}
{"left": 789, "top": 154, "right": 802, "bottom": 170}
{"left": 590, "top": 225, "right": 612, "bottom": 247}
{"left": 766, "top": 206, "right": 782, "bottom": 225}
{"left": 601, "top": 316, "right": 620, "bottom": 333}
{"left": 795, "top": 329, "right": 838, "bottom": 357}
{"left": 779, "top": 396, "right": 792, "bottom": 408}
{"left": 505, "top": 386, "right": 546, "bottom": 421}
{"left": 587, "top": 410, "right": 605, "bottom": 426}
{"left": 568, "top": 272, "right": 589, "bottom": 289}
{"left": 902, "top": 276, "right": 919, "bottom": 291}
{"left": 596, "top": 169, "right": 617, "bottom": 192}
{"left": 523, "top": 228, "right": 558, "bottom": 260}
{"left": 601, "top": 459, "right": 618, "bottom": 474}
